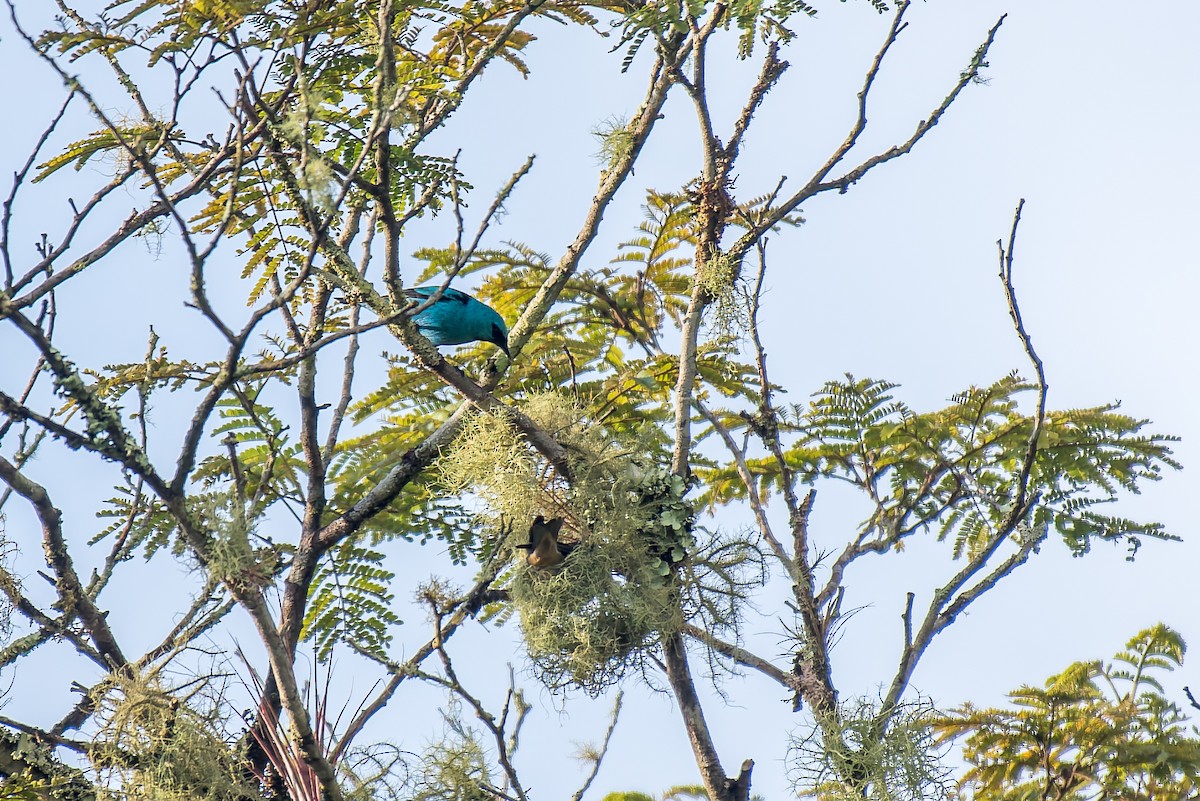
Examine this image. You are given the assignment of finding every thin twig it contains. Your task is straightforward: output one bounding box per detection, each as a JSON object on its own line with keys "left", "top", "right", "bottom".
{"left": 681, "top": 623, "right": 800, "bottom": 694}
{"left": 568, "top": 691, "right": 624, "bottom": 801}
{"left": 880, "top": 199, "right": 1049, "bottom": 715}
{"left": 332, "top": 556, "right": 508, "bottom": 761}
{"left": 429, "top": 615, "right": 529, "bottom": 801}
{"left": 730, "top": 8, "right": 1007, "bottom": 264}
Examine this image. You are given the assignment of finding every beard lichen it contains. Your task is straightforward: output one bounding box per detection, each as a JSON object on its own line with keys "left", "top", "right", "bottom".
{"left": 436, "top": 393, "right": 709, "bottom": 694}
{"left": 789, "top": 697, "right": 953, "bottom": 801}
{"left": 696, "top": 248, "right": 749, "bottom": 341}
{"left": 508, "top": 523, "right": 682, "bottom": 695}
{"left": 435, "top": 406, "right": 543, "bottom": 526}
{"left": 90, "top": 668, "right": 259, "bottom": 801}
{"left": 187, "top": 493, "right": 274, "bottom": 592}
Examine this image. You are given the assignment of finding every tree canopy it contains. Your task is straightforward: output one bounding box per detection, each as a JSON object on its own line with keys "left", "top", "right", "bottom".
{"left": 0, "top": 1, "right": 1187, "bottom": 800}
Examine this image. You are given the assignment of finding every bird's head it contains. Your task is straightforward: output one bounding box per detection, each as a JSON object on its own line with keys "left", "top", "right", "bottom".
{"left": 486, "top": 315, "right": 510, "bottom": 357}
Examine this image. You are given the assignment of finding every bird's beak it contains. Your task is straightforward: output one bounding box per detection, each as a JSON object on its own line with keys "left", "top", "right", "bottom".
{"left": 492, "top": 324, "right": 510, "bottom": 358}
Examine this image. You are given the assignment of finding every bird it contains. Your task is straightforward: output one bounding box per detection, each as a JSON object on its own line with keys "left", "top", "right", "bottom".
{"left": 404, "top": 286, "right": 510, "bottom": 356}
{"left": 515, "top": 515, "right": 575, "bottom": 569}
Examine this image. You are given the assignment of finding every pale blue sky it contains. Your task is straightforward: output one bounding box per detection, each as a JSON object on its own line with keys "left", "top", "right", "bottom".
{"left": 1, "top": 2, "right": 1197, "bottom": 798}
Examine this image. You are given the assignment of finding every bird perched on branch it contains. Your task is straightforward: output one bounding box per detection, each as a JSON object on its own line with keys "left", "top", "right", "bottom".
{"left": 404, "top": 286, "right": 510, "bottom": 356}
{"left": 516, "top": 516, "right": 574, "bottom": 569}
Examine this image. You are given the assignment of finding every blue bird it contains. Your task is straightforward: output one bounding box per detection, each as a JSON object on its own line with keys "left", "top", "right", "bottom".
{"left": 404, "top": 286, "right": 510, "bottom": 356}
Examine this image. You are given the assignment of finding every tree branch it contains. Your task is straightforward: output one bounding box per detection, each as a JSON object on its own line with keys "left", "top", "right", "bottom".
{"left": 881, "top": 200, "right": 1049, "bottom": 715}
{"left": 681, "top": 623, "right": 800, "bottom": 694}
{"left": 568, "top": 691, "right": 623, "bottom": 801}
{"left": 730, "top": 7, "right": 1006, "bottom": 264}
{"left": 0, "top": 457, "right": 126, "bottom": 669}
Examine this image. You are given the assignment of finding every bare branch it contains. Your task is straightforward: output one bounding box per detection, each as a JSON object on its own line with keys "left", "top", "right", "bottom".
{"left": 331, "top": 557, "right": 509, "bottom": 762}
{"left": 1, "top": 90, "right": 76, "bottom": 288}
{"left": 499, "top": 52, "right": 674, "bottom": 364}
{"left": 568, "top": 691, "right": 623, "bottom": 801}
{"left": 694, "top": 399, "right": 796, "bottom": 579}
{"left": 724, "top": 41, "right": 789, "bottom": 167}
{"left": 0, "top": 456, "right": 127, "bottom": 669}
{"left": 731, "top": 8, "right": 1007, "bottom": 263}
{"left": 322, "top": 207, "right": 380, "bottom": 464}
{"left": 661, "top": 632, "right": 731, "bottom": 795}
{"left": 881, "top": 200, "right": 1049, "bottom": 714}
{"left": 999, "top": 199, "right": 1047, "bottom": 511}
{"left": 426, "top": 633, "right": 529, "bottom": 801}
{"left": 682, "top": 623, "right": 800, "bottom": 694}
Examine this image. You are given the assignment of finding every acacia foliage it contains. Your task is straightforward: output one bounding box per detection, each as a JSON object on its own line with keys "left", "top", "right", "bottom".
{"left": 936, "top": 624, "right": 1200, "bottom": 801}
{"left": 703, "top": 374, "right": 1179, "bottom": 559}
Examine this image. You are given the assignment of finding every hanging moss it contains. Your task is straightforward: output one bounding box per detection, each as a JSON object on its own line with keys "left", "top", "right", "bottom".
{"left": 507, "top": 456, "right": 698, "bottom": 694}
{"left": 695, "top": 247, "right": 749, "bottom": 340}
{"left": 436, "top": 408, "right": 543, "bottom": 527}
{"left": 187, "top": 492, "right": 274, "bottom": 592}
{"left": 436, "top": 393, "right": 707, "bottom": 693}
{"left": 410, "top": 715, "right": 492, "bottom": 801}
{"left": 509, "top": 529, "right": 682, "bottom": 694}
{"left": 89, "top": 669, "right": 262, "bottom": 801}
{"left": 788, "top": 697, "right": 953, "bottom": 801}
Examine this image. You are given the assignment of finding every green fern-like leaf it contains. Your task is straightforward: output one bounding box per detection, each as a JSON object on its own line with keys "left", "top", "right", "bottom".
{"left": 301, "top": 544, "right": 402, "bottom": 662}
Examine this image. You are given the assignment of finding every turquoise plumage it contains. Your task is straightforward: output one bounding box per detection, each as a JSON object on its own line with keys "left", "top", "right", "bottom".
{"left": 404, "top": 286, "right": 510, "bottom": 356}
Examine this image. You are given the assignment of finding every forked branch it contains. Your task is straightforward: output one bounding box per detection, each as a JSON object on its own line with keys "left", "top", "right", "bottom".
{"left": 881, "top": 199, "right": 1049, "bottom": 715}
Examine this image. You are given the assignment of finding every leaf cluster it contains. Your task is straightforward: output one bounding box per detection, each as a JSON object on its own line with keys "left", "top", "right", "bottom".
{"left": 301, "top": 543, "right": 403, "bottom": 662}
{"left": 935, "top": 624, "right": 1200, "bottom": 801}
{"left": 608, "top": 0, "right": 818, "bottom": 69}
{"left": 703, "top": 374, "right": 1180, "bottom": 560}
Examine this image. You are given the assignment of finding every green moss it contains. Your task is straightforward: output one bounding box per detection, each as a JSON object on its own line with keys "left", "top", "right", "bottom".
{"left": 790, "top": 698, "right": 952, "bottom": 801}
{"left": 187, "top": 493, "right": 269, "bottom": 589}
{"left": 436, "top": 409, "right": 541, "bottom": 525}
{"left": 437, "top": 393, "right": 704, "bottom": 693}
{"left": 592, "top": 115, "right": 634, "bottom": 170}
{"left": 90, "top": 669, "right": 262, "bottom": 801}
{"left": 411, "top": 720, "right": 492, "bottom": 801}
{"left": 695, "top": 249, "right": 748, "bottom": 339}
{"left": 510, "top": 530, "right": 681, "bottom": 694}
